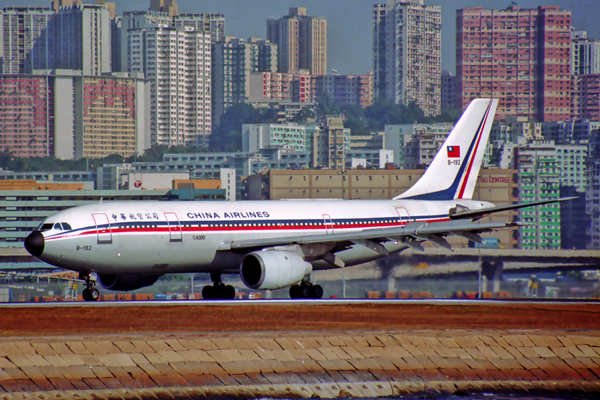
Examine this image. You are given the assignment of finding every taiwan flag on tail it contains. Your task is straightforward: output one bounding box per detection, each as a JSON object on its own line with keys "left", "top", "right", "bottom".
{"left": 447, "top": 145, "right": 460, "bottom": 158}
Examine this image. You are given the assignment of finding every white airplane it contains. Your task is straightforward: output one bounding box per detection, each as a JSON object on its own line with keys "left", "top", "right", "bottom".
{"left": 24, "top": 99, "right": 571, "bottom": 301}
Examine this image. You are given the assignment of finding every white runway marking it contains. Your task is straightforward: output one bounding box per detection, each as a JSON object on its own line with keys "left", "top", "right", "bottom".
{"left": 1, "top": 298, "right": 599, "bottom": 308}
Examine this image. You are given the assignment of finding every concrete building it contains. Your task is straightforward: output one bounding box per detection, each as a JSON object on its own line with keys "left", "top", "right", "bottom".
{"left": 312, "top": 73, "right": 373, "bottom": 108}
{"left": 174, "top": 13, "right": 225, "bottom": 44}
{"left": 456, "top": 6, "right": 572, "bottom": 122}
{"left": 311, "top": 116, "right": 350, "bottom": 169}
{"left": 441, "top": 71, "right": 456, "bottom": 112}
{"left": 98, "top": 150, "right": 310, "bottom": 200}
{"left": 384, "top": 123, "right": 454, "bottom": 168}
{"left": 373, "top": 0, "right": 441, "bottom": 117}
{"left": 118, "top": 10, "right": 172, "bottom": 73}
{"left": 586, "top": 132, "right": 600, "bottom": 249}
{"left": 212, "top": 37, "right": 277, "bottom": 126}
{"left": 541, "top": 119, "right": 600, "bottom": 145}
{"left": 242, "top": 168, "right": 518, "bottom": 248}
{"left": 0, "top": 7, "right": 56, "bottom": 74}
{"left": 149, "top": 0, "right": 178, "bottom": 19}
{"left": 54, "top": 4, "right": 112, "bottom": 76}
{"left": 0, "top": 70, "right": 150, "bottom": 159}
{"left": 572, "top": 30, "right": 600, "bottom": 75}
{"left": 248, "top": 71, "right": 313, "bottom": 104}
{"left": 242, "top": 123, "right": 307, "bottom": 153}
{"left": 248, "top": 71, "right": 292, "bottom": 102}
{"left": 516, "top": 141, "right": 570, "bottom": 250}
{"left": 573, "top": 74, "right": 600, "bottom": 121}
{"left": 128, "top": 26, "right": 212, "bottom": 147}
{"left": 0, "top": 170, "right": 95, "bottom": 184}
{"left": 267, "top": 7, "right": 327, "bottom": 75}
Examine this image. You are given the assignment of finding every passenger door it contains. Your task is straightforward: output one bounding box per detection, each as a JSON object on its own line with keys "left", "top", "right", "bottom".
{"left": 92, "top": 213, "right": 112, "bottom": 244}
{"left": 395, "top": 207, "right": 412, "bottom": 225}
{"left": 164, "top": 212, "right": 182, "bottom": 242}
{"left": 323, "top": 214, "right": 334, "bottom": 234}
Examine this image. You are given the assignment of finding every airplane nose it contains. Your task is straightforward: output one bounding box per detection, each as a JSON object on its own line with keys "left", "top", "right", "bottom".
{"left": 24, "top": 231, "right": 45, "bottom": 257}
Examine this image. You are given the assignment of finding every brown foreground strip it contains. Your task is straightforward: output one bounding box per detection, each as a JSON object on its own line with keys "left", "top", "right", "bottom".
{"left": 2, "top": 302, "right": 600, "bottom": 337}
{"left": 0, "top": 329, "right": 600, "bottom": 398}
{"left": 1, "top": 303, "right": 600, "bottom": 398}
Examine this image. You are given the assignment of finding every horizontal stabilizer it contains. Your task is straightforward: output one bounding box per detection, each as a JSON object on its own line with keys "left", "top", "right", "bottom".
{"left": 450, "top": 197, "right": 577, "bottom": 221}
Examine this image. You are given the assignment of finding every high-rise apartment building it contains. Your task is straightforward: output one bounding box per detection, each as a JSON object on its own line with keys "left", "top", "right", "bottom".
{"left": 118, "top": 10, "right": 171, "bottom": 73}
{"left": 174, "top": 13, "right": 225, "bottom": 44}
{"left": 516, "top": 142, "right": 562, "bottom": 249}
{"left": 0, "top": 70, "right": 149, "bottom": 159}
{"left": 573, "top": 74, "right": 600, "bottom": 121}
{"left": 312, "top": 73, "right": 373, "bottom": 108}
{"left": 456, "top": 6, "right": 572, "bottom": 122}
{"left": 572, "top": 30, "right": 600, "bottom": 75}
{"left": 0, "top": 74, "right": 55, "bottom": 157}
{"left": 129, "top": 26, "right": 211, "bottom": 147}
{"left": 267, "top": 7, "right": 327, "bottom": 75}
{"left": 441, "top": 71, "right": 456, "bottom": 112}
{"left": 212, "top": 37, "right": 278, "bottom": 126}
{"left": 54, "top": 4, "right": 112, "bottom": 76}
{"left": 0, "top": 7, "right": 56, "bottom": 74}
{"left": 149, "top": 0, "right": 178, "bottom": 19}
{"left": 373, "top": 0, "right": 441, "bottom": 117}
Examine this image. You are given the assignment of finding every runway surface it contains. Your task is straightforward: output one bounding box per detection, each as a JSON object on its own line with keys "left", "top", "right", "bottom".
{"left": 2, "top": 300, "right": 600, "bottom": 337}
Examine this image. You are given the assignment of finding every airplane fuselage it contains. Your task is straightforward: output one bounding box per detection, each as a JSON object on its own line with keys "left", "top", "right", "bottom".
{"left": 34, "top": 198, "right": 494, "bottom": 275}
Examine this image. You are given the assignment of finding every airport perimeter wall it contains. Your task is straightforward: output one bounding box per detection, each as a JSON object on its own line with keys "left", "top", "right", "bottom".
{"left": 1, "top": 329, "right": 600, "bottom": 399}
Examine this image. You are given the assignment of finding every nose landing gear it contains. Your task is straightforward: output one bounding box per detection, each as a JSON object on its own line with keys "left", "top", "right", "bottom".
{"left": 202, "top": 272, "right": 236, "bottom": 300}
{"left": 79, "top": 272, "right": 100, "bottom": 302}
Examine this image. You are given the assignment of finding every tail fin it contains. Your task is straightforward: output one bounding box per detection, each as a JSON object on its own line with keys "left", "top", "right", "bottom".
{"left": 394, "top": 98, "right": 498, "bottom": 201}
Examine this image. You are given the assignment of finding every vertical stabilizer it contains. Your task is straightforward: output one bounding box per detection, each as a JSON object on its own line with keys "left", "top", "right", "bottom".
{"left": 394, "top": 98, "right": 498, "bottom": 201}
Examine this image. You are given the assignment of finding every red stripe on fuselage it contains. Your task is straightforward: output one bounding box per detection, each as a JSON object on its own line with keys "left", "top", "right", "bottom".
{"left": 44, "top": 217, "right": 451, "bottom": 241}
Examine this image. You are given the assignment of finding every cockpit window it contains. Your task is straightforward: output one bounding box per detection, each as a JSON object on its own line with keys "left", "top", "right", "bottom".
{"left": 40, "top": 223, "right": 54, "bottom": 231}
{"left": 62, "top": 222, "right": 72, "bottom": 230}
{"left": 54, "top": 223, "right": 63, "bottom": 230}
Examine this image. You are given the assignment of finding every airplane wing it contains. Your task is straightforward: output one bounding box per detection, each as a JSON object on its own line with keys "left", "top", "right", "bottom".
{"left": 217, "top": 218, "right": 521, "bottom": 262}
{"left": 450, "top": 196, "right": 577, "bottom": 221}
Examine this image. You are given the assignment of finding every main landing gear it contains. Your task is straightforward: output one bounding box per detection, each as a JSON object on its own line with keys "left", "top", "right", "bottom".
{"left": 289, "top": 281, "right": 324, "bottom": 299}
{"left": 79, "top": 272, "right": 100, "bottom": 302}
{"left": 202, "top": 272, "right": 236, "bottom": 300}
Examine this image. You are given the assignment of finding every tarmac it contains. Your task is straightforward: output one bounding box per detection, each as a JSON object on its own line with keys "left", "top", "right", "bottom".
{"left": 1, "top": 301, "right": 600, "bottom": 399}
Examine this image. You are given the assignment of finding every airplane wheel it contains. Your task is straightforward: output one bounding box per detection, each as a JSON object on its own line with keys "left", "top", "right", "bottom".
{"left": 82, "top": 288, "right": 90, "bottom": 301}
{"left": 202, "top": 285, "right": 214, "bottom": 300}
{"left": 224, "top": 285, "right": 236, "bottom": 300}
{"left": 311, "top": 285, "right": 324, "bottom": 299}
{"left": 289, "top": 285, "right": 301, "bottom": 299}
{"left": 300, "top": 285, "right": 313, "bottom": 299}
{"left": 90, "top": 288, "right": 100, "bottom": 301}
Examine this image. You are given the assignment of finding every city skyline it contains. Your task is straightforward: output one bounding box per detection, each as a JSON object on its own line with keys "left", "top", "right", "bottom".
{"left": 2, "top": 0, "right": 598, "bottom": 75}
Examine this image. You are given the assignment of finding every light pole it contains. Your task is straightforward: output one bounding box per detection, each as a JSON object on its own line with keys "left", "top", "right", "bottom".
{"left": 189, "top": 168, "right": 194, "bottom": 201}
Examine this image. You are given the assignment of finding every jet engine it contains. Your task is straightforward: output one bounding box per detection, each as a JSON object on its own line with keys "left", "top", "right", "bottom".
{"left": 240, "top": 250, "right": 312, "bottom": 290}
{"left": 97, "top": 274, "right": 160, "bottom": 291}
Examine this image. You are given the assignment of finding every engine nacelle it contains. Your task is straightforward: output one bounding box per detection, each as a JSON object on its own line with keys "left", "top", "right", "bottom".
{"left": 97, "top": 274, "right": 160, "bottom": 291}
{"left": 240, "top": 250, "right": 312, "bottom": 290}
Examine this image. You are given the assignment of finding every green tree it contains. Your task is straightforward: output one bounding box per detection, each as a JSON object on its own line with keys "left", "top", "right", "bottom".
{"left": 316, "top": 91, "right": 341, "bottom": 116}
{"left": 341, "top": 104, "right": 369, "bottom": 136}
